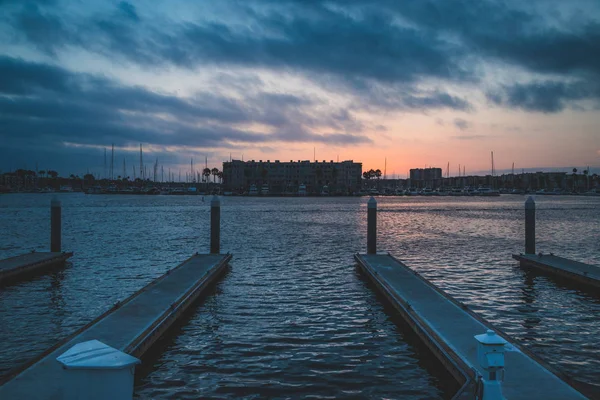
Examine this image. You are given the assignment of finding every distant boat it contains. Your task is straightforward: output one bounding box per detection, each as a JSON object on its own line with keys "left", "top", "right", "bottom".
{"left": 260, "top": 184, "right": 269, "bottom": 196}
{"left": 249, "top": 184, "right": 259, "bottom": 196}
{"left": 476, "top": 186, "right": 500, "bottom": 196}
{"left": 449, "top": 188, "right": 463, "bottom": 196}
{"left": 320, "top": 185, "right": 329, "bottom": 196}
{"left": 463, "top": 186, "right": 477, "bottom": 196}
{"left": 59, "top": 186, "right": 73, "bottom": 192}
{"left": 368, "top": 188, "right": 380, "bottom": 196}
{"left": 298, "top": 183, "right": 307, "bottom": 196}
{"left": 169, "top": 187, "right": 186, "bottom": 195}
{"left": 583, "top": 188, "right": 600, "bottom": 196}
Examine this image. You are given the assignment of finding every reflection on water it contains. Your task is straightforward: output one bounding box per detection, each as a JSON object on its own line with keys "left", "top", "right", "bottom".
{"left": 0, "top": 194, "right": 599, "bottom": 398}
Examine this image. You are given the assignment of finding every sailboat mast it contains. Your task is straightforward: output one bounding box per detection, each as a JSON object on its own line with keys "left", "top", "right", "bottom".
{"left": 384, "top": 158, "right": 387, "bottom": 180}
{"left": 139, "top": 144, "right": 143, "bottom": 180}
{"left": 110, "top": 143, "right": 114, "bottom": 180}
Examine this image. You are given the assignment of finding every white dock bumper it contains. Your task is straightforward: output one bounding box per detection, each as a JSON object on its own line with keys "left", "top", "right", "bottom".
{"left": 56, "top": 340, "right": 141, "bottom": 400}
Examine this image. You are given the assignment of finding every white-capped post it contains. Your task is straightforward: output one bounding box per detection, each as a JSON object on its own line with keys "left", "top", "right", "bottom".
{"left": 525, "top": 196, "right": 535, "bottom": 255}
{"left": 56, "top": 340, "right": 140, "bottom": 400}
{"left": 210, "top": 195, "right": 221, "bottom": 254}
{"left": 474, "top": 330, "right": 507, "bottom": 400}
{"left": 51, "top": 196, "right": 61, "bottom": 252}
{"left": 367, "top": 196, "right": 377, "bottom": 254}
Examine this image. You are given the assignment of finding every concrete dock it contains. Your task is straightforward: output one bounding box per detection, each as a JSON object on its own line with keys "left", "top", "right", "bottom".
{"left": 355, "top": 253, "right": 588, "bottom": 400}
{"left": 513, "top": 253, "right": 600, "bottom": 289}
{"left": 0, "top": 253, "right": 231, "bottom": 399}
{"left": 0, "top": 252, "right": 73, "bottom": 285}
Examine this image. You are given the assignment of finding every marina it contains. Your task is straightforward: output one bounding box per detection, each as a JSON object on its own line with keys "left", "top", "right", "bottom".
{"left": 0, "top": 194, "right": 598, "bottom": 398}
{"left": 2, "top": 0, "right": 599, "bottom": 397}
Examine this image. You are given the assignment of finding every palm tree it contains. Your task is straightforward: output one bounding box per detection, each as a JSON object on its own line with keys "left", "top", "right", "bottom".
{"left": 583, "top": 169, "right": 589, "bottom": 191}
{"left": 203, "top": 168, "right": 211, "bottom": 183}
{"left": 375, "top": 169, "right": 382, "bottom": 179}
{"left": 572, "top": 168, "right": 578, "bottom": 191}
{"left": 217, "top": 171, "right": 223, "bottom": 184}
{"left": 211, "top": 168, "right": 219, "bottom": 183}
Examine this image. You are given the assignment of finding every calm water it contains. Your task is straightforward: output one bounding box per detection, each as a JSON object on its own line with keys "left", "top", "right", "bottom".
{"left": 0, "top": 194, "right": 599, "bottom": 399}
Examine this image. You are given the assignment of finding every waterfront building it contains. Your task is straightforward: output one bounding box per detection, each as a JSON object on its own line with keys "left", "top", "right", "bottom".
{"left": 409, "top": 168, "right": 443, "bottom": 188}
{"left": 222, "top": 160, "right": 362, "bottom": 194}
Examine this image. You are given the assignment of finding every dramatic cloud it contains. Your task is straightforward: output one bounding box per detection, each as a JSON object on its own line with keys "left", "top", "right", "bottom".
{"left": 486, "top": 81, "right": 600, "bottom": 113}
{"left": 1, "top": 0, "right": 599, "bottom": 173}
{"left": 0, "top": 56, "right": 371, "bottom": 154}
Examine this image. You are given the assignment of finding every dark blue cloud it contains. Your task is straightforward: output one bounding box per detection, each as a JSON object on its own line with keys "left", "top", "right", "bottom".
{"left": 118, "top": 2, "right": 139, "bottom": 21}
{"left": 486, "top": 81, "right": 600, "bottom": 113}
{"left": 3, "top": 1, "right": 470, "bottom": 84}
{"left": 0, "top": 56, "right": 372, "bottom": 171}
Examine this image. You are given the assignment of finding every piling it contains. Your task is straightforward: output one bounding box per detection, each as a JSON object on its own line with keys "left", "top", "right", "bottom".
{"left": 210, "top": 195, "right": 221, "bottom": 254}
{"left": 51, "top": 196, "right": 61, "bottom": 252}
{"left": 525, "top": 196, "right": 535, "bottom": 255}
{"left": 367, "top": 196, "right": 377, "bottom": 254}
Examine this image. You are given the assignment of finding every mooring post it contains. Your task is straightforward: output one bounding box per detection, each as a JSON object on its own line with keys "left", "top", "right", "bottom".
{"left": 51, "top": 196, "right": 62, "bottom": 253}
{"left": 210, "top": 195, "right": 221, "bottom": 254}
{"left": 367, "top": 196, "right": 377, "bottom": 254}
{"left": 525, "top": 196, "right": 535, "bottom": 255}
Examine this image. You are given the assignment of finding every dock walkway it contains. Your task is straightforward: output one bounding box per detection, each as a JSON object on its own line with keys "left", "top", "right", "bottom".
{"left": 0, "top": 252, "right": 73, "bottom": 285}
{"left": 513, "top": 253, "right": 600, "bottom": 288}
{"left": 0, "top": 253, "right": 231, "bottom": 399}
{"left": 355, "top": 253, "right": 587, "bottom": 400}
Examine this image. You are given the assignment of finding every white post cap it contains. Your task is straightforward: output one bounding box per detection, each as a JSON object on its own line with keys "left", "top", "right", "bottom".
{"left": 56, "top": 340, "right": 140, "bottom": 370}
{"left": 475, "top": 330, "right": 508, "bottom": 346}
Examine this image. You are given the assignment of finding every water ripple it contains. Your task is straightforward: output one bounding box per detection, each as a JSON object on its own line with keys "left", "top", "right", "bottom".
{"left": 0, "top": 194, "right": 598, "bottom": 398}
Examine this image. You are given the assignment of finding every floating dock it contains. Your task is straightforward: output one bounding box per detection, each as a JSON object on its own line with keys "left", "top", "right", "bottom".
{"left": 355, "top": 253, "right": 588, "bottom": 400}
{"left": 513, "top": 253, "right": 600, "bottom": 289}
{"left": 0, "top": 252, "right": 73, "bottom": 285}
{"left": 0, "top": 253, "right": 231, "bottom": 399}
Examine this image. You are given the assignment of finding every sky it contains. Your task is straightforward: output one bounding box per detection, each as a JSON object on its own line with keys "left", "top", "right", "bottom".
{"left": 0, "top": 0, "right": 599, "bottom": 178}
